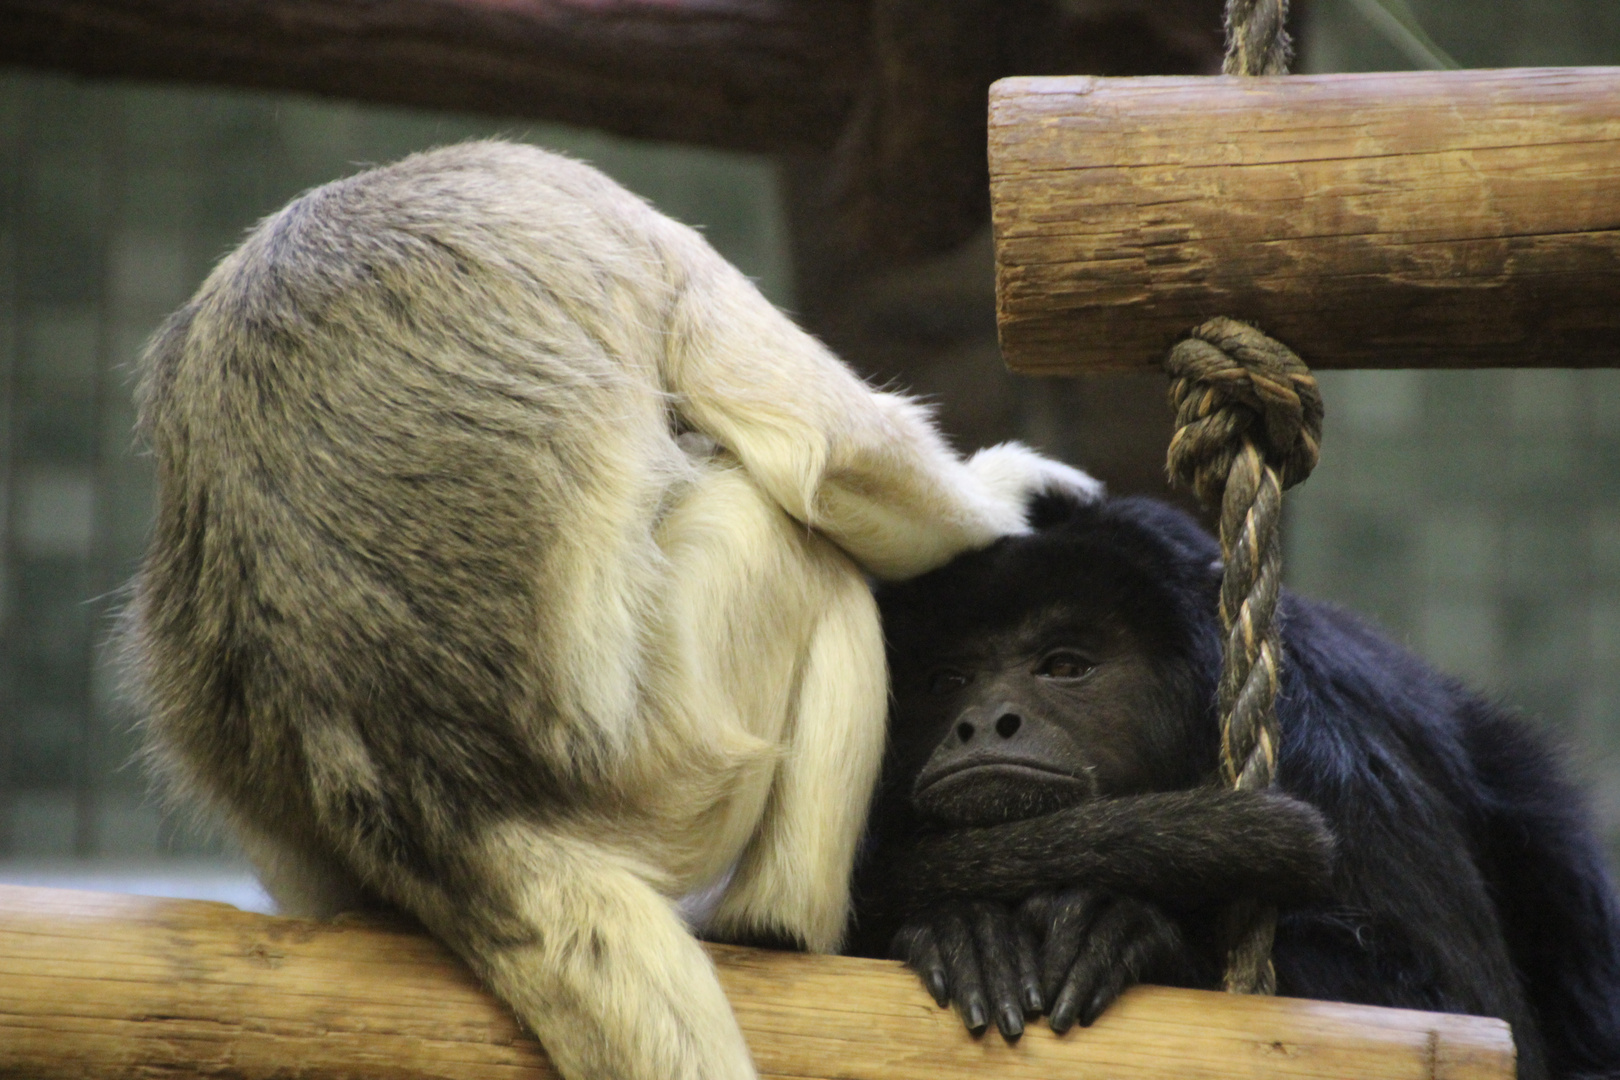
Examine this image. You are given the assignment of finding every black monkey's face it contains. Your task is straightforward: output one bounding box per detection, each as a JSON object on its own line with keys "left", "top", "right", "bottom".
{"left": 877, "top": 495, "right": 1220, "bottom": 829}
{"left": 888, "top": 608, "right": 1192, "bottom": 826}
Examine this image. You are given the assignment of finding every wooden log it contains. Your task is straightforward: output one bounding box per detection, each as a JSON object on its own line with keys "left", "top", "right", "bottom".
{"left": 0, "top": 884, "right": 1513, "bottom": 1079}
{"left": 0, "top": 0, "right": 867, "bottom": 154}
{"left": 989, "top": 68, "right": 1620, "bottom": 373}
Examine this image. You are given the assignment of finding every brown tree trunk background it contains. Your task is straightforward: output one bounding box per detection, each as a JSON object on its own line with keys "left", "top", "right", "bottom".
{"left": 780, "top": 0, "right": 1265, "bottom": 500}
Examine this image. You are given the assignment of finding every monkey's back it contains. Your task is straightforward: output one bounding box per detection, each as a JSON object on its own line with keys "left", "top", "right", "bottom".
{"left": 1275, "top": 595, "right": 1620, "bottom": 1079}
{"left": 126, "top": 142, "right": 704, "bottom": 875}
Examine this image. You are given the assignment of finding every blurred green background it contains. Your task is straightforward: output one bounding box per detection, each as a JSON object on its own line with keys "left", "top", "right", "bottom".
{"left": 1, "top": 0, "right": 1618, "bottom": 905}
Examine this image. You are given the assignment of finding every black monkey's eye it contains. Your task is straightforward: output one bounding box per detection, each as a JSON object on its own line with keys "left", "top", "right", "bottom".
{"left": 928, "top": 670, "right": 970, "bottom": 695}
{"left": 1035, "top": 651, "right": 1093, "bottom": 680}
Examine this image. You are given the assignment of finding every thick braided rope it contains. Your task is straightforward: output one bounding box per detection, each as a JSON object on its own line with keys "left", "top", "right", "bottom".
{"left": 1164, "top": 317, "right": 1322, "bottom": 994}
{"left": 1223, "top": 0, "right": 1294, "bottom": 75}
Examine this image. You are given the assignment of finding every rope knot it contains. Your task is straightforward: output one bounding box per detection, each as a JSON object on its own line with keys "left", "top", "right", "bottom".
{"left": 1164, "top": 317, "right": 1324, "bottom": 508}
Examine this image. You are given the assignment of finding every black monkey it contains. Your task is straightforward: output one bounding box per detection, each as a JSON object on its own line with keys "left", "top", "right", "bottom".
{"left": 851, "top": 494, "right": 1620, "bottom": 1080}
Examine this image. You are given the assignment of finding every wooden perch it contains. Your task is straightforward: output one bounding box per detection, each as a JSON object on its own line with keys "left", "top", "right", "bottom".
{"left": 0, "top": 883, "right": 1514, "bottom": 1079}
{"left": 989, "top": 68, "right": 1620, "bottom": 373}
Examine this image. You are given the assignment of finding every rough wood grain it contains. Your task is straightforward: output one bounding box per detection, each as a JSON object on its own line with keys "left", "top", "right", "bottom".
{"left": 989, "top": 68, "right": 1620, "bottom": 373}
{"left": 0, "top": 0, "right": 867, "bottom": 154}
{"left": 0, "top": 883, "right": 1513, "bottom": 1079}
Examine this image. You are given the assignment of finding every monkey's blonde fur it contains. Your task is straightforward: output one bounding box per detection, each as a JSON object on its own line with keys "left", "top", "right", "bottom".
{"left": 126, "top": 141, "right": 1099, "bottom": 1080}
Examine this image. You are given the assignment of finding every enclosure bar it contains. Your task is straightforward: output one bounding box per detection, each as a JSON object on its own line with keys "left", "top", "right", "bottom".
{"left": 0, "top": 883, "right": 1511, "bottom": 1079}
{"left": 990, "top": 68, "right": 1620, "bottom": 374}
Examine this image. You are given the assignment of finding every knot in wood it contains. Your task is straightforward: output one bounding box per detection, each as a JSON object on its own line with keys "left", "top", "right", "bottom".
{"left": 1163, "top": 317, "right": 1323, "bottom": 510}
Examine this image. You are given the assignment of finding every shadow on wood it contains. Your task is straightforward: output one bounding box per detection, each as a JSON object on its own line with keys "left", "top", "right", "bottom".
{"left": 0, "top": 883, "right": 1512, "bottom": 1079}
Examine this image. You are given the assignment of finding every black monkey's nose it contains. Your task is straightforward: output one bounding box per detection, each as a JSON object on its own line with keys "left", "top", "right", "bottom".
{"left": 915, "top": 705, "right": 1095, "bottom": 825}
{"left": 955, "top": 715, "right": 1024, "bottom": 743}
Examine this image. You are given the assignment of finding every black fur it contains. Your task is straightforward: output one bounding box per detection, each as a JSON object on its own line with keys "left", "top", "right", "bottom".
{"left": 853, "top": 494, "right": 1620, "bottom": 1079}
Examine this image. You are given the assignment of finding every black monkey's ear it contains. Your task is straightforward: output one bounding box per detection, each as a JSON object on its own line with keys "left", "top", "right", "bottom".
{"left": 1027, "top": 490, "right": 1094, "bottom": 531}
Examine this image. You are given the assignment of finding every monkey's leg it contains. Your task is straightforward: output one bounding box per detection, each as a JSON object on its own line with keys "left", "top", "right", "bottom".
{"left": 235, "top": 823, "right": 375, "bottom": 919}
{"left": 418, "top": 824, "right": 755, "bottom": 1080}
{"left": 705, "top": 538, "right": 887, "bottom": 952}
{"left": 650, "top": 462, "right": 887, "bottom": 953}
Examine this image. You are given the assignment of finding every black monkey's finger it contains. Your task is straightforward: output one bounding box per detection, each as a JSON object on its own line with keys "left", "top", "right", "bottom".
{"left": 1038, "top": 888, "right": 1106, "bottom": 1005}
{"left": 1047, "top": 979, "right": 1085, "bottom": 1035}
{"left": 891, "top": 923, "right": 950, "bottom": 1006}
{"left": 1062, "top": 902, "right": 1141, "bottom": 1029}
{"left": 969, "top": 903, "right": 1025, "bottom": 1039}
{"left": 1048, "top": 897, "right": 1134, "bottom": 1033}
{"left": 1076, "top": 925, "right": 1174, "bottom": 1028}
{"left": 1013, "top": 911, "right": 1043, "bottom": 1014}
{"left": 938, "top": 909, "right": 989, "bottom": 1035}
{"left": 1018, "top": 890, "right": 1057, "bottom": 940}
{"left": 1061, "top": 900, "right": 1181, "bottom": 1030}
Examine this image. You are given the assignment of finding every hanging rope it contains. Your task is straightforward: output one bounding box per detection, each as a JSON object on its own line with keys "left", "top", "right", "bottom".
{"left": 1155, "top": 0, "right": 1309, "bottom": 998}
{"left": 1164, "top": 316, "right": 1322, "bottom": 995}
{"left": 1223, "top": 0, "right": 1294, "bottom": 75}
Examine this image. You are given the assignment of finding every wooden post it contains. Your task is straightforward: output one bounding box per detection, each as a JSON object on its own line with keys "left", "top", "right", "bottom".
{"left": 0, "top": 884, "right": 1513, "bottom": 1079}
{"left": 989, "top": 68, "right": 1620, "bottom": 374}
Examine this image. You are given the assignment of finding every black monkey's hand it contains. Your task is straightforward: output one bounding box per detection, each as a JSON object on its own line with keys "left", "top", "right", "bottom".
{"left": 1019, "top": 887, "right": 1186, "bottom": 1032}
{"left": 890, "top": 900, "right": 1043, "bottom": 1039}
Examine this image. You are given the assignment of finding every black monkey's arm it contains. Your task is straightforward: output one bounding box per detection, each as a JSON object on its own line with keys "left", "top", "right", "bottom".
{"left": 892, "top": 788, "right": 1335, "bottom": 912}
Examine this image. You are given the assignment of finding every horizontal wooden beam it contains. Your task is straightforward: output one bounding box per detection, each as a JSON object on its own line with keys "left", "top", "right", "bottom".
{"left": 990, "top": 68, "right": 1620, "bottom": 373}
{"left": 0, "top": 0, "right": 867, "bottom": 153}
{"left": 0, "top": 883, "right": 1513, "bottom": 1079}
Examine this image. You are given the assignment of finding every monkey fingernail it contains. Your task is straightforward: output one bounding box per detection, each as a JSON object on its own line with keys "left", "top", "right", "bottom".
{"left": 998, "top": 1004, "right": 1024, "bottom": 1039}
{"left": 1048, "top": 988, "right": 1080, "bottom": 1034}
{"left": 964, "top": 1000, "right": 988, "bottom": 1033}
{"left": 1024, "top": 985, "right": 1043, "bottom": 1012}
{"left": 1079, "top": 987, "right": 1114, "bottom": 1028}
{"left": 927, "top": 971, "right": 949, "bottom": 1006}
